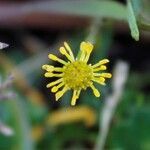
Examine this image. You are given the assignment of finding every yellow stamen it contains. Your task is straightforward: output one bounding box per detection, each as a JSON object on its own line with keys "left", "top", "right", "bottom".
{"left": 64, "top": 42, "right": 75, "bottom": 60}
{"left": 59, "top": 47, "right": 74, "bottom": 62}
{"left": 51, "top": 82, "right": 64, "bottom": 93}
{"left": 90, "top": 84, "right": 100, "bottom": 97}
{"left": 44, "top": 72, "right": 63, "bottom": 78}
{"left": 48, "top": 54, "right": 67, "bottom": 65}
{"left": 55, "top": 86, "right": 68, "bottom": 101}
{"left": 92, "top": 59, "right": 109, "bottom": 68}
{"left": 46, "top": 78, "right": 63, "bottom": 88}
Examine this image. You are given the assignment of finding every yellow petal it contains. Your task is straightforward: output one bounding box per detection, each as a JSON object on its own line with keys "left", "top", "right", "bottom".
{"left": 90, "top": 84, "right": 100, "bottom": 97}
{"left": 99, "top": 59, "right": 109, "bottom": 65}
{"left": 48, "top": 54, "right": 67, "bottom": 65}
{"left": 59, "top": 47, "right": 74, "bottom": 62}
{"left": 93, "top": 65, "right": 107, "bottom": 72}
{"left": 92, "top": 59, "right": 109, "bottom": 68}
{"left": 80, "top": 41, "right": 93, "bottom": 54}
{"left": 46, "top": 78, "right": 63, "bottom": 88}
{"left": 71, "top": 90, "right": 78, "bottom": 106}
{"left": 64, "top": 42, "right": 75, "bottom": 60}
{"left": 55, "top": 86, "right": 68, "bottom": 101}
{"left": 100, "top": 73, "right": 112, "bottom": 78}
{"left": 42, "top": 65, "right": 54, "bottom": 71}
{"left": 51, "top": 82, "right": 64, "bottom": 93}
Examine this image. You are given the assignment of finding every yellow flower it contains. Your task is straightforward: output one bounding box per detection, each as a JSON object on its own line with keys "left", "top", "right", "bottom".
{"left": 46, "top": 106, "right": 96, "bottom": 127}
{"left": 42, "top": 41, "right": 112, "bottom": 105}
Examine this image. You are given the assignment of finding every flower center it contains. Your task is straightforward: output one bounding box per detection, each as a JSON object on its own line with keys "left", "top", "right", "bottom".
{"left": 63, "top": 61, "right": 93, "bottom": 90}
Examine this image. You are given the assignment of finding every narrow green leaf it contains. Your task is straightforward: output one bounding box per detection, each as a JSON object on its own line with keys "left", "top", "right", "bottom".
{"left": 35, "top": 0, "right": 127, "bottom": 21}
{"left": 127, "top": 0, "right": 139, "bottom": 41}
{"left": 8, "top": 98, "right": 35, "bottom": 150}
{"left": 131, "top": 0, "right": 150, "bottom": 31}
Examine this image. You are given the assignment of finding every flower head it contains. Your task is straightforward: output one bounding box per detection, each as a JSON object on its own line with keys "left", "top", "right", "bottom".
{"left": 42, "top": 41, "right": 112, "bottom": 106}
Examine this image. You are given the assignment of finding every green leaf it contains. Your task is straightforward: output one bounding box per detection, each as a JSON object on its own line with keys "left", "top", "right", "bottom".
{"left": 37, "top": 0, "right": 127, "bottom": 20}
{"left": 127, "top": 0, "right": 140, "bottom": 41}
{"left": 7, "top": 97, "right": 35, "bottom": 150}
{"left": 130, "top": 0, "right": 150, "bottom": 31}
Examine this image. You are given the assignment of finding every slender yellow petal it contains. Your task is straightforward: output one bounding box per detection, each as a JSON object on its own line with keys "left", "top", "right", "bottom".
{"left": 80, "top": 42, "right": 93, "bottom": 53}
{"left": 53, "top": 67, "right": 64, "bottom": 72}
{"left": 59, "top": 47, "right": 74, "bottom": 62}
{"left": 93, "top": 73, "right": 101, "bottom": 77}
{"left": 79, "top": 42, "right": 86, "bottom": 61}
{"left": 99, "top": 59, "right": 109, "bottom": 65}
{"left": 42, "top": 65, "right": 63, "bottom": 72}
{"left": 93, "top": 73, "right": 112, "bottom": 78}
{"left": 90, "top": 84, "right": 100, "bottom": 97}
{"left": 51, "top": 82, "right": 64, "bottom": 93}
{"left": 86, "top": 42, "right": 93, "bottom": 54}
{"left": 46, "top": 78, "right": 63, "bottom": 88}
{"left": 92, "top": 59, "right": 109, "bottom": 68}
{"left": 80, "top": 42, "right": 93, "bottom": 62}
{"left": 42, "top": 65, "right": 54, "bottom": 71}
{"left": 71, "top": 90, "right": 78, "bottom": 106}
{"left": 55, "top": 86, "right": 68, "bottom": 101}
{"left": 93, "top": 65, "right": 107, "bottom": 72}
{"left": 92, "top": 77, "right": 106, "bottom": 85}
{"left": 48, "top": 54, "right": 67, "bottom": 65}
{"left": 79, "top": 50, "right": 86, "bottom": 61}
{"left": 44, "top": 72, "right": 63, "bottom": 77}
{"left": 80, "top": 42, "right": 86, "bottom": 51}
{"left": 64, "top": 42, "right": 75, "bottom": 60}
{"left": 100, "top": 73, "right": 112, "bottom": 78}
{"left": 76, "top": 89, "right": 81, "bottom": 98}
{"left": 83, "top": 50, "right": 92, "bottom": 63}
